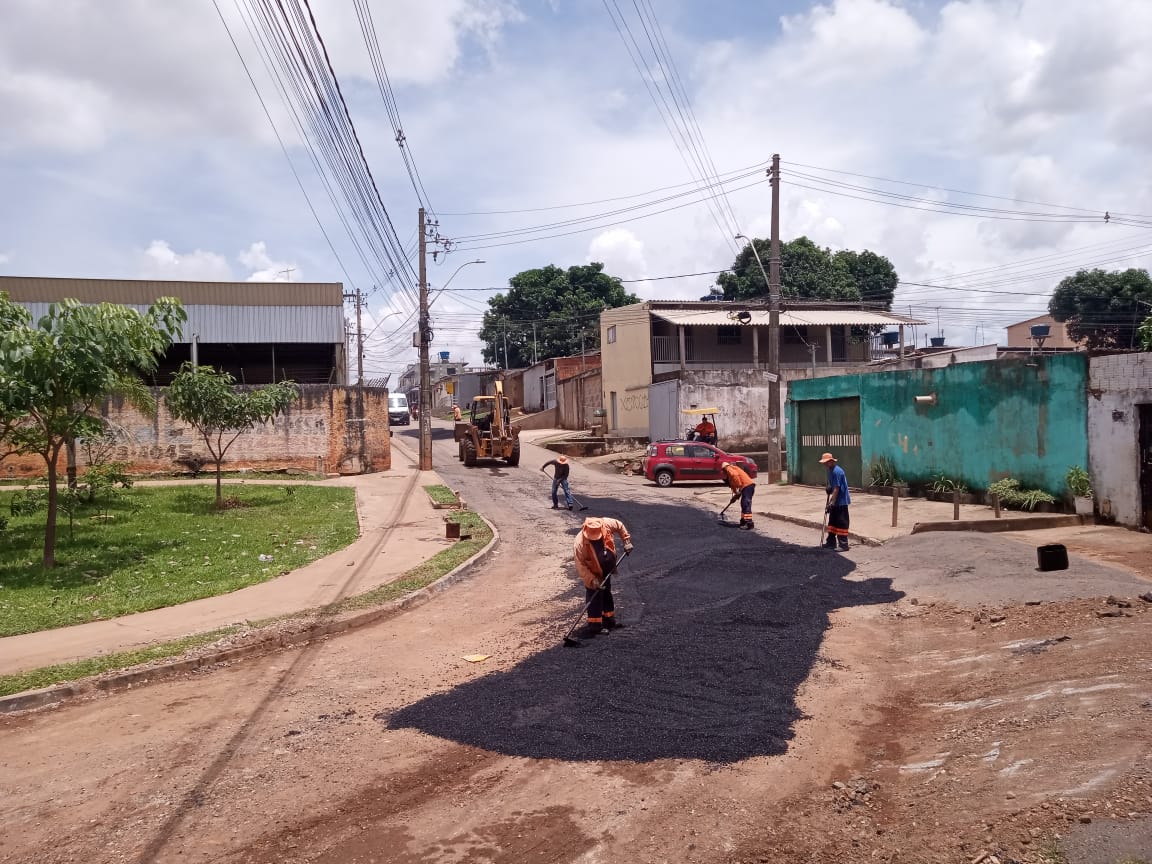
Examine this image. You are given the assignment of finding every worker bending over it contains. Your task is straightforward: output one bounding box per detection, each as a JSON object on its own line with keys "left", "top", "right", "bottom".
{"left": 721, "top": 461, "right": 756, "bottom": 530}
{"left": 541, "top": 454, "right": 576, "bottom": 510}
{"left": 573, "top": 517, "right": 633, "bottom": 638}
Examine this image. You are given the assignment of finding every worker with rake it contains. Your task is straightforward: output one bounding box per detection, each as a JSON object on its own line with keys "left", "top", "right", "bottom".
{"left": 721, "top": 461, "right": 756, "bottom": 530}
{"left": 542, "top": 454, "right": 577, "bottom": 510}
{"left": 821, "top": 452, "right": 851, "bottom": 550}
{"left": 572, "top": 517, "right": 633, "bottom": 638}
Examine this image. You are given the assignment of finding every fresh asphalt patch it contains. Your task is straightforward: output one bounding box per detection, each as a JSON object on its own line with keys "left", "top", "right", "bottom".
{"left": 385, "top": 494, "right": 903, "bottom": 763}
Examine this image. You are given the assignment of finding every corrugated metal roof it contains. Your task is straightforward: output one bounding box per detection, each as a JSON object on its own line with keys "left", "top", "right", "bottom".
{"left": 15, "top": 302, "right": 345, "bottom": 344}
{"left": 0, "top": 276, "right": 343, "bottom": 306}
{"left": 651, "top": 308, "right": 927, "bottom": 327}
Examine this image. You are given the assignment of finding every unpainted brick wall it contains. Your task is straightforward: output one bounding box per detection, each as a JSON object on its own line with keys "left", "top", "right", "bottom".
{"left": 1, "top": 385, "right": 391, "bottom": 479}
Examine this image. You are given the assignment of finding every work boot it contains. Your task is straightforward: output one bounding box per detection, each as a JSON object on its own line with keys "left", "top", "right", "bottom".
{"left": 739, "top": 520, "right": 754, "bottom": 531}
{"left": 603, "top": 617, "right": 625, "bottom": 631}
{"left": 568, "top": 504, "right": 573, "bottom": 510}
{"left": 824, "top": 537, "right": 837, "bottom": 549}
{"left": 551, "top": 504, "right": 560, "bottom": 510}
{"left": 838, "top": 539, "right": 850, "bottom": 551}
{"left": 576, "top": 622, "right": 606, "bottom": 639}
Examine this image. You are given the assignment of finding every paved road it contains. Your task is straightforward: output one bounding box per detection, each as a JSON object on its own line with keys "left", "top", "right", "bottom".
{"left": 2, "top": 419, "right": 1146, "bottom": 864}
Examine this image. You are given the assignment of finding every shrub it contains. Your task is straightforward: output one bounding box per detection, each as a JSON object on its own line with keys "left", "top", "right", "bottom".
{"left": 867, "top": 456, "right": 901, "bottom": 487}
{"left": 988, "top": 477, "right": 1057, "bottom": 511}
{"left": 929, "top": 472, "right": 968, "bottom": 494}
{"left": 1065, "top": 465, "right": 1092, "bottom": 498}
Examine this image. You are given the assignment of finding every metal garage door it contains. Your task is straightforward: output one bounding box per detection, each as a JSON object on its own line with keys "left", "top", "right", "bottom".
{"left": 794, "top": 397, "right": 862, "bottom": 487}
{"left": 648, "top": 379, "right": 680, "bottom": 442}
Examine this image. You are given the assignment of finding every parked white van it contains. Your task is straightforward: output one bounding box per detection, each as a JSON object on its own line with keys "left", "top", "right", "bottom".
{"left": 388, "top": 393, "right": 411, "bottom": 426}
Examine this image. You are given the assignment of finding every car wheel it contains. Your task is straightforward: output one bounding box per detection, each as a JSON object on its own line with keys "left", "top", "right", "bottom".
{"left": 655, "top": 469, "right": 674, "bottom": 488}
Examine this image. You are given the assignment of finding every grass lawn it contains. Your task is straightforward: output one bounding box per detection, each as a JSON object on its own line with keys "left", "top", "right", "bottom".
{"left": 0, "top": 485, "right": 358, "bottom": 637}
{"left": 423, "top": 484, "right": 459, "bottom": 506}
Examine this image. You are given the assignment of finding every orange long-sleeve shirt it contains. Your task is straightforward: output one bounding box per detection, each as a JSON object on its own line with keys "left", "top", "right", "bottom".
{"left": 573, "top": 517, "right": 631, "bottom": 588}
{"left": 722, "top": 463, "right": 754, "bottom": 494}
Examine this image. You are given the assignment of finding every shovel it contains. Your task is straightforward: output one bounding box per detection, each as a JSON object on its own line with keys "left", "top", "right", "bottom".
{"left": 818, "top": 492, "right": 832, "bottom": 546}
{"left": 561, "top": 549, "right": 631, "bottom": 648}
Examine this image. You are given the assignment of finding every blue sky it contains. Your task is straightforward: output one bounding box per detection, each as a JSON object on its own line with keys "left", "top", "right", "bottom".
{"left": 2, "top": 0, "right": 1151, "bottom": 378}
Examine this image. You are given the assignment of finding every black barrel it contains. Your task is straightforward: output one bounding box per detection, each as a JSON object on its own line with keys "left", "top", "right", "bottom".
{"left": 1037, "top": 544, "right": 1069, "bottom": 571}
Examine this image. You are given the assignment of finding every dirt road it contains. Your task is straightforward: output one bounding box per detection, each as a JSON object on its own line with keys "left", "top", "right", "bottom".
{"left": 1, "top": 422, "right": 1150, "bottom": 864}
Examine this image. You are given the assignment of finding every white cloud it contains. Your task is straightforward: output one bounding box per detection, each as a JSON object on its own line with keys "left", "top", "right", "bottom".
{"left": 239, "top": 241, "right": 300, "bottom": 282}
{"left": 139, "top": 241, "right": 232, "bottom": 282}
{"left": 588, "top": 228, "right": 648, "bottom": 281}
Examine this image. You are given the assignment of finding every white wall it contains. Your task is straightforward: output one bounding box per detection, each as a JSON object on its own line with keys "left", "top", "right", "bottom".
{"left": 1088, "top": 353, "right": 1152, "bottom": 527}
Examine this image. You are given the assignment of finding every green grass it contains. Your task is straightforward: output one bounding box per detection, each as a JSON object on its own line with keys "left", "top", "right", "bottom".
{"left": 0, "top": 626, "right": 241, "bottom": 698}
{"left": 423, "top": 484, "right": 459, "bottom": 506}
{"left": 0, "top": 485, "right": 358, "bottom": 636}
{"left": 0, "top": 509, "right": 493, "bottom": 699}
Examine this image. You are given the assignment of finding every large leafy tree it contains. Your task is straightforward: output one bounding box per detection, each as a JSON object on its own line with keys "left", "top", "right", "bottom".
{"left": 1048, "top": 268, "right": 1152, "bottom": 350}
{"left": 477, "top": 263, "right": 639, "bottom": 368}
{"left": 717, "top": 236, "right": 897, "bottom": 307}
{"left": 0, "top": 294, "right": 185, "bottom": 567}
{"left": 166, "top": 364, "right": 300, "bottom": 508}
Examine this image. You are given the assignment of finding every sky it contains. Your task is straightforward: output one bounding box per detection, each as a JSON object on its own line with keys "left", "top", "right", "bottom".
{"left": 2, "top": 0, "right": 1151, "bottom": 381}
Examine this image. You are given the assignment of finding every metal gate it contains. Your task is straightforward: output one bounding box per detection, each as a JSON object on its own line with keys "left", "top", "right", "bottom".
{"left": 1140, "top": 404, "right": 1152, "bottom": 530}
{"left": 648, "top": 379, "right": 680, "bottom": 442}
{"left": 794, "top": 397, "right": 863, "bottom": 487}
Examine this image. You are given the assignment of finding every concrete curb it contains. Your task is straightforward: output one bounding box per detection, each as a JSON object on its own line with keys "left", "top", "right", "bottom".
{"left": 755, "top": 511, "right": 885, "bottom": 548}
{"left": 0, "top": 513, "right": 501, "bottom": 716}
{"left": 910, "top": 515, "right": 1087, "bottom": 535}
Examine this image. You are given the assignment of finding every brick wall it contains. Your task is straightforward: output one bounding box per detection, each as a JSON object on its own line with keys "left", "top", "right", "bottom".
{"left": 555, "top": 354, "right": 601, "bottom": 382}
{"left": 2, "top": 385, "right": 391, "bottom": 479}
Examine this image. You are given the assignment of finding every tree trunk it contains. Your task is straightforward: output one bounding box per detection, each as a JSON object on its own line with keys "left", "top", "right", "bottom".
{"left": 215, "top": 459, "right": 223, "bottom": 509}
{"left": 43, "top": 441, "right": 62, "bottom": 568}
{"left": 66, "top": 435, "right": 78, "bottom": 489}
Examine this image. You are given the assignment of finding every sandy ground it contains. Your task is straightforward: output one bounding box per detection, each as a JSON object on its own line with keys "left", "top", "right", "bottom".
{"left": 1, "top": 423, "right": 1149, "bottom": 864}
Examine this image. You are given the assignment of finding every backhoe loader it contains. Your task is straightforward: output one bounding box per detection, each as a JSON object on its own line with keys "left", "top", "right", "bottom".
{"left": 454, "top": 380, "right": 521, "bottom": 467}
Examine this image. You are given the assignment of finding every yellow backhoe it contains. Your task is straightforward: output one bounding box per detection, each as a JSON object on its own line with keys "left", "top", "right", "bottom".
{"left": 454, "top": 380, "right": 521, "bottom": 467}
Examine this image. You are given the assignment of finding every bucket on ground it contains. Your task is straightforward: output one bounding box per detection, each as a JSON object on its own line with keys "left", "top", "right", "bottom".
{"left": 1036, "top": 543, "right": 1068, "bottom": 571}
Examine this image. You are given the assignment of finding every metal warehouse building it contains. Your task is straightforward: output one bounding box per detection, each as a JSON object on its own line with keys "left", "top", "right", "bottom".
{"left": 1, "top": 276, "right": 347, "bottom": 385}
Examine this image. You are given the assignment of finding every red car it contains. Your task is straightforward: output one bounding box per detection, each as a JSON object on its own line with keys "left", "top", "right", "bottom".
{"left": 643, "top": 441, "right": 759, "bottom": 488}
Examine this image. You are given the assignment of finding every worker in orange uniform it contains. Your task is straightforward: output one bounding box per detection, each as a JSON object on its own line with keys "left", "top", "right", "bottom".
{"left": 692, "top": 417, "right": 717, "bottom": 444}
{"left": 573, "top": 517, "right": 633, "bottom": 638}
{"left": 721, "top": 461, "right": 756, "bottom": 530}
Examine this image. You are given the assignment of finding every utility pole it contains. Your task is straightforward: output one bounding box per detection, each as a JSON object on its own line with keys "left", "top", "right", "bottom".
{"left": 502, "top": 318, "right": 509, "bottom": 370}
{"left": 418, "top": 207, "right": 432, "bottom": 471}
{"left": 767, "top": 152, "right": 783, "bottom": 483}
{"left": 532, "top": 322, "right": 538, "bottom": 365}
{"left": 355, "top": 289, "right": 364, "bottom": 388}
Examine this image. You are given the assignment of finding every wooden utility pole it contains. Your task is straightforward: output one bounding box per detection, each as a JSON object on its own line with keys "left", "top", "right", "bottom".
{"left": 418, "top": 207, "right": 432, "bottom": 470}
{"left": 767, "top": 153, "right": 783, "bottom": 482}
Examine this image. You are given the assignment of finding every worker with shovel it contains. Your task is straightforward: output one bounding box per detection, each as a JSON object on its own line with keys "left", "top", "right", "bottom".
{"left": 542, "top": 454, "right": 577, "bottom": 510}
{"left": 721, "top": 461, "right": 756, "bottom": 530}
{"left": 820, "top": 452, "right": 851, "bottom": 550}
{"left": 572, "top": 517, "right": 633, "bottom": 638}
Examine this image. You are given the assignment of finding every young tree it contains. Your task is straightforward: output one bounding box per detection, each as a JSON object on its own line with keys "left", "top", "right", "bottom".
{"left": 165, "top": 364, "right": 300, "bottom": 508}
{"left": 1048, "top": 268, "right": 1152, "bottom": 349}
{"left": 477, "top": 263, "right": 639, "bottom": 367}
{"left": 0, "top": 294, "right": 185, "bottom": 567}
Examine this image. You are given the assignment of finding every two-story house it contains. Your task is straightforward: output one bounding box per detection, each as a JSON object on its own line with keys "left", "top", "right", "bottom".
{"left": 600, "top": 300, "right": 925, "bottom": 449}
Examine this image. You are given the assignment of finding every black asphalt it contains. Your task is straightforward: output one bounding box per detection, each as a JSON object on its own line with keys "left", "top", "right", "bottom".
{"left": 385, "top": 474, "right": 903, "bottom": 763}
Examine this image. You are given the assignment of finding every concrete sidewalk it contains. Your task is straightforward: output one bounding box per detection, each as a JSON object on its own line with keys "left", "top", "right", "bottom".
{"left": 0, "top": 434, "right": 455, "bottom": 676}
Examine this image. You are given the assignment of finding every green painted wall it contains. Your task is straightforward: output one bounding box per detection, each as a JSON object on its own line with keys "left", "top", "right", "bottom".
{"left": 787, "top": 355, "right": 1088, "bottom": 493}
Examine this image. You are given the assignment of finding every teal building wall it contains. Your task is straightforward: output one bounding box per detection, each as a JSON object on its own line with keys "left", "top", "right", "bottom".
{"left": 786, "top": 354, "right": 1088, "bottom": 493}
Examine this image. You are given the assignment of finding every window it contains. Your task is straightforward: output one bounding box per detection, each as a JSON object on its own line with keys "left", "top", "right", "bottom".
{"left": 665, "top": 445, "right": 687, "bottom": 457}
{"left": 607, "top": 325, "right": 617, "bottom": 344}
{"left": 688, "top": 445, "right": 715, "bottom": 458}
{"left": 447, "top": 367, "right": 457, "bottom": 375}
{"left": 717, "top": 326, "right": 742, "bottom": 345}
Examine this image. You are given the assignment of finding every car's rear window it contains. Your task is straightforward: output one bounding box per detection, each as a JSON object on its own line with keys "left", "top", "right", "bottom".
{"left": 665, "top": 445, "right": 686, "bottom": 457}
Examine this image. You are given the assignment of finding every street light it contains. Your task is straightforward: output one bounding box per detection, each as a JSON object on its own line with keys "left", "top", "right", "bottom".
{"left": 430, "top": 259, "right": 485, "bottom": 307}
{"left": 734, "top": 234, "right": 771, "bottom": 290}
